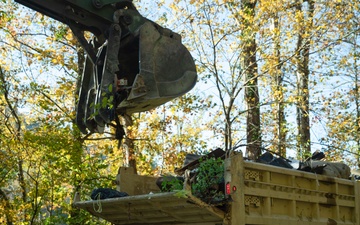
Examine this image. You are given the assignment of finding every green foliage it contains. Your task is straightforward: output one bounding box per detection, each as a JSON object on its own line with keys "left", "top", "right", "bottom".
{"left": 53, "top": 25, "right": 68, "bottom": 41}
{"left": 192, "top": 157, "right": 225, "bottom": 204}
{"left": 0, "top": 4, "right": 118, "bottom": 223}
{"left": 173, "top": 190, "right": 191, "bottom": 198}
{"left": 160, "top": 177, "right": 184, "bottom": 192}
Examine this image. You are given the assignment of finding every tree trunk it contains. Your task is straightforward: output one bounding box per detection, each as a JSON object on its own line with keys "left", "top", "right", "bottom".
{"left": 0, "top": 188, "right": 14, "bottom": 225}
{"left": 123, "top": 114, "right": 137, "bottom": 173}
{"left": 69, "top": 43, "right": 86, "bottom": 224}
{"left": 241, "top": 0, "right": 261, "bottom": 160}
{"left": 0, "top": 68, "right": 26, "bottom": 221}
{"left": 18, "top": 160, "right": 27, "bottom": 221}
{"left": 355, "top": 67, "right": 360, "bottom": 168}
{"left": 271, "top": 14, "right": 287, "bottom": 157}
{"left": 352, "top": 36, "right": 360, "bottom": 168}
{"left": 295, "top": 1, "right": 314, "bottom": 159}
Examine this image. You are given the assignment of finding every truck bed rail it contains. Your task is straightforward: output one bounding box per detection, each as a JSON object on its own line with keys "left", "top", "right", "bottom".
{"left": 225, "top": 152, "right": 360, "bottom": 225}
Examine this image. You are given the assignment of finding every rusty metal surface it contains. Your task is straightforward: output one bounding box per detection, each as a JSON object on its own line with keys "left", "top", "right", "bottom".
{"left": 74, "top": 192, "right": 224, "bottom": 225}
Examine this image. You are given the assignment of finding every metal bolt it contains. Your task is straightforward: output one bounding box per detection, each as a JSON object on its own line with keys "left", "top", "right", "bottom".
{"left": 93, "top": 0, "right": 102, "bottom": 8}
{"left": 123, "top": 15, "right": 132, "bottom": 25}
{"left": 114, "top": 24, "right": 120, "bottom": 31}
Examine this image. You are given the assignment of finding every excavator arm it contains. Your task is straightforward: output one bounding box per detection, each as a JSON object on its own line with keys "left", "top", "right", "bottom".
{"left": 15, "top": 0, "right": 197, "bottom": 136}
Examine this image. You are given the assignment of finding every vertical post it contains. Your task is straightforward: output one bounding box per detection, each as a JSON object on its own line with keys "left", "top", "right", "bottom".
{"left": 355, "top": 181, "right": 360, "bottom": 224}
{"left": 225, "top": 152, "right": 246, "bottom": 225}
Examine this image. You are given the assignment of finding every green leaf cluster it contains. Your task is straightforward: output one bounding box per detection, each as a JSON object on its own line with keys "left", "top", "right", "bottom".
{"left": 191, "top": 157, "right": 225, "bottom": 204}
{"left": 160, "top": 176, "right": 184, "bottom": 192}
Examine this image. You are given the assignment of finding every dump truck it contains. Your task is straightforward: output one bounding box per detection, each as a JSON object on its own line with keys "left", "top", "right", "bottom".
{"left": 73, "top": 150, "right": 360, "bottom": 225}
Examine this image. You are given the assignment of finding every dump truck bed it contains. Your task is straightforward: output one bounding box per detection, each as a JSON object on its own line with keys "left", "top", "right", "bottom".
{"left": 73, "top": 192, "right": 224, "bottom": 225}
{"left": 225, "top": 153, "right": 360, "bottom": 225}
{"left": 74, "top": 152, "right": 360, "bottom": 225}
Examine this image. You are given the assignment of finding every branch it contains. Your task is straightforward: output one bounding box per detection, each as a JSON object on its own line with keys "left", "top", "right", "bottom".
{"left": 0, "top": 66, "right": 21, "bottom": 140}
{"left": 36, "top": 89, "right": 72, "bottom": 119}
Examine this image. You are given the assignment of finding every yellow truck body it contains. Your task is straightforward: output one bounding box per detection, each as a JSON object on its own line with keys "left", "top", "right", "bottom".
{"left": 74, "top": 152, "right": 360, "bottom": 225}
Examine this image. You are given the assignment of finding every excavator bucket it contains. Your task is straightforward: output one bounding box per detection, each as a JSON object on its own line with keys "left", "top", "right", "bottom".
{"left": 14, "top": 0, "right": 197, "bottom": 135}
{"left": 116, "top": 22, "right": 197, "bottom": 114}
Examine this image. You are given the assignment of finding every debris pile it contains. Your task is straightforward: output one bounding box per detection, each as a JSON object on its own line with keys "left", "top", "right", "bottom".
{"left": 92, "top": 149, "right": 352, "bottom": 202}
{"left": 257, "top": 150, "right": 351, "bottom": 179}
{"left": 90, "top": 188, "right": 128, "bottom": 200}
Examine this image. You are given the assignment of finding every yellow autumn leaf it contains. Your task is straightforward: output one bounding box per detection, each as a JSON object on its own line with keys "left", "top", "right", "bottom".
{"left": 65, "top": 31, "right": 73, "bottom": 41}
